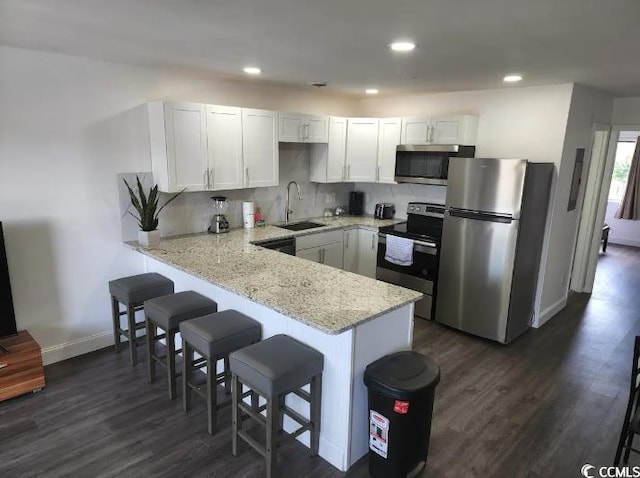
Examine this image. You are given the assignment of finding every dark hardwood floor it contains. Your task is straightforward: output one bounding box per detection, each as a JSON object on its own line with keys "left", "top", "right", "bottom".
{"left": 1, "top": 244, "right": 639, "bottom": 477}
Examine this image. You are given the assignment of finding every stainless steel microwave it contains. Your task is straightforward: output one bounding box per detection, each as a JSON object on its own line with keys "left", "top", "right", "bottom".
{"left": 394, "top": 144, "right": 476, "bottom": 185}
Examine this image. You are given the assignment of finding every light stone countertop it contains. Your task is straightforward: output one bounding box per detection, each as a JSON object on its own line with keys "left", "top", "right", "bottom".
{"left": 126, "top": 216, "right": 423, "bottom": 335}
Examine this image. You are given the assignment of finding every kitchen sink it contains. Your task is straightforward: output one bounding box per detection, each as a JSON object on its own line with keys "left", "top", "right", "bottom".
{"left": 277, "top": 221, "right": 325, "bottom": 231}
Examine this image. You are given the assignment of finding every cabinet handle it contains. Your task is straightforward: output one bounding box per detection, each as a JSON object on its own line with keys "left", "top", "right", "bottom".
{"left": 371, "top": 234, "right": 375, "bottom": 250}
{"left": 426, "top": 125, "right": 431, "bottom": 143}
{"left": 203, "top": 169, "right": 208, "bottom": 189}
{"left": 376, "top": 165, "right": 380, "bottom": 182}
{"left": 322, "top": 248, "right": 326, "bottom": 264}
{"left": 318, "top": 249, "right": 322, "bottom": 263}
{"left": 345, "top": 233, "right": 349, "bottom": 248}
{"left": 245, "top": 167, "right": 249, "bottom": 187}
{"left": 304, "top": 124, "right": 310, "bottom": 140}
{"left": 347, "top": 165, "right": 351, "bottom": 180}
{"left": 429, "top": 125, "right": 435, "bottom": 142}
{"left": 209, "top": 169, "right": 214, "bottom": 190}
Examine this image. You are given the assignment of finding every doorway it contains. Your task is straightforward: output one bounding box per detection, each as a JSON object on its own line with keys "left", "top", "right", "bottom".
{"left": 571, "top": 126, "right": 640, "bottom": 293}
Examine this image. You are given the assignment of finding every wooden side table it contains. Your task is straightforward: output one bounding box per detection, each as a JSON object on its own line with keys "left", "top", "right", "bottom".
{"left": 0, "top": 331, "right": 45, "bottom": 401}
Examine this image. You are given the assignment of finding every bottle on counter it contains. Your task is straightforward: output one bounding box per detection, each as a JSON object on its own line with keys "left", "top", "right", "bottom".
{"left": 254, "top": 207, "right": 265, "bottom": 227}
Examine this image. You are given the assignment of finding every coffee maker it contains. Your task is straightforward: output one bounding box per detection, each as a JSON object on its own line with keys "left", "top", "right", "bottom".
{"left": 208, "top": 196, "right": 230, "bottom": 234}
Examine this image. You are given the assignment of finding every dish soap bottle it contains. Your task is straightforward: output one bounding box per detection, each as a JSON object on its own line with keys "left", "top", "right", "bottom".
{"left": 254, "top": 207, "right": 265, "bottom": 227}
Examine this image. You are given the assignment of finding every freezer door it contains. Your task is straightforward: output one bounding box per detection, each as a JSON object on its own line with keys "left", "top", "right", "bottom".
{"left": 435, "top": 211, "right": 520, "bottom": 343}
{"left": 446, "top": 158, "right": 528, "bottom": 218}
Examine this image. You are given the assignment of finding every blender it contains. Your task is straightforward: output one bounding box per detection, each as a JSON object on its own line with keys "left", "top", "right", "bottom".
{"left": 208, "top": 196, "right": 230, "bottom": 234}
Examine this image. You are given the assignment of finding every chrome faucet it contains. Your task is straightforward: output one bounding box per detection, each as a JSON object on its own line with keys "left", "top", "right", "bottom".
{"left": 285, "top": 181, "right": 302, "bottom": 224}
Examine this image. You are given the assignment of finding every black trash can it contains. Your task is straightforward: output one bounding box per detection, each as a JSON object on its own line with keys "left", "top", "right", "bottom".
{"left": 363, "top": 351, "right": 440, "bottom": 478}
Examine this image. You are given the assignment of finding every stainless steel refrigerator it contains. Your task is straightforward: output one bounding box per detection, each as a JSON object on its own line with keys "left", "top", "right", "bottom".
{"left": 435, "top": 158, "right": 553, "bottom": 343}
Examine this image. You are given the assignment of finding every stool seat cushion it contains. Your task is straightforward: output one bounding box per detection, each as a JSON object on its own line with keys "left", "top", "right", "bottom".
{"left": 109, "top": 273, "right": 174, "bottom": 305}
{"left": 145, "top": 291, "right": 218, "bottom": 330}
{"left": 229, "top": 334, "right": 323, "bottom": 397}
{"left": 180, "top": 310, "right": 261, "bottom": 359}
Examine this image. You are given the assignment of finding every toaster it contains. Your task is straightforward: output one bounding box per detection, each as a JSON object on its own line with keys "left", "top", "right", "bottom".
{"left": 375, "top": 203, "right": 396, "bottom": 219}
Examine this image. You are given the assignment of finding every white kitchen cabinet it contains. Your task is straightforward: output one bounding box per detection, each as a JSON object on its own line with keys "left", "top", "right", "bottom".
{"left": 148, "top": 101, "right": 208, "bottom": 193}
{"left": 296, "top": 230, "right": 344, "bottom": 269}
{"left": 296, "top": 246, "right": 322, "bottom": 263}
{"left": 206, "top": 105, "right": 243, "bottom": 190}
{"left": 242, "top": 108, "right": 279, "bottom": 188}
{"left": 322, "top": 241, "right": 344, "bottom": 269}
{"left": 343, "top": 228, "right": 359, "bottom": 273}
{"left": 357, "top": 229, "right": 378, "bottom": 278}
{"left": 401, "top": 114, "right": 478, "bottom": 145}
{"left": 376, "top": 118, "right": 401, "bottom": 184}
{"left": 279, "top": 113, "right": 329, "bottom": 143}
{"left": 310, "top": 117, "right": 347, "bottom": 183}
{"left": 345, "top": 118, "right": 378, "bottom": 182}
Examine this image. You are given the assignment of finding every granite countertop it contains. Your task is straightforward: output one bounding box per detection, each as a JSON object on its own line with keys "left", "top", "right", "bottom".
{"left": 126, "top": 216, "right": 422, "bottom": 335}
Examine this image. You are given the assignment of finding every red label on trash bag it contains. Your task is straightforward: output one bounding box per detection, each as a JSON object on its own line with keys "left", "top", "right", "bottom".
{"left": 393, "top": 400, "right": 410, "bottom": 414}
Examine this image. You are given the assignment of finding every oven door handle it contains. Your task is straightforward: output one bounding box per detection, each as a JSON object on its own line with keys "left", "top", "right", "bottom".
{"left": 378, "top": 233, "right": 438, "bottom": 255}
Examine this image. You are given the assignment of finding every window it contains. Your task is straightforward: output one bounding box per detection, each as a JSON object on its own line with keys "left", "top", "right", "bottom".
{"left": 609, "top": 132, "right": 639, "bottom": 202}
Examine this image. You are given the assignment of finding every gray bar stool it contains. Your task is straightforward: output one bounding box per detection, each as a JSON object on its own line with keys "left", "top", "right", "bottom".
{"left": 229, "top": 334, "right": 324, "bottom": 478}
{"left": 144, "top": 291, "right": 218, "bottom": 399}
{"left": 108, "top": 273, "right": 174, "bottom": 366}
{"left": 180, "top": 310, "right": 262, "bottom": 434}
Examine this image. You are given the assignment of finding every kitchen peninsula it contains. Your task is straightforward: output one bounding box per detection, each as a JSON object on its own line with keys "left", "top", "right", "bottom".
{"left": 126, "top": 217, "right": 422, "bottom": 472}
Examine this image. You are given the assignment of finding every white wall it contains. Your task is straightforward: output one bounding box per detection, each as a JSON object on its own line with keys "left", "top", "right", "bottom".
{"left": 604, "top": 201, "right": 640, "bottom": 247}
{"left": 536, "top": 85, "right": 613, "bottom": 324}
{"left": 612, "top": 97, "right": 640, "bottom": 124}
{"left": 0, "top": 46, "right": 358, "bottom": 363}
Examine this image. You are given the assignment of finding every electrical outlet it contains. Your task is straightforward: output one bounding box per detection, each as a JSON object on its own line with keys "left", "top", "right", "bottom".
{"left": 326, "top": 193, "right": 335, "bottom": 204}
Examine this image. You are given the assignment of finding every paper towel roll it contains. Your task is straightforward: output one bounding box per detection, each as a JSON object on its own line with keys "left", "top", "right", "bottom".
{"left": 242, "top": 201, "right": 255, "bottom": 215}
{"left": 243, "top": 213, "right": 255, "bottom": 229}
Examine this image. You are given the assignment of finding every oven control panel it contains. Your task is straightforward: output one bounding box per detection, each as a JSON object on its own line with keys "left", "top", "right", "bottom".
{"left": 407, "top": 202, "right": 445, "bottom": 217}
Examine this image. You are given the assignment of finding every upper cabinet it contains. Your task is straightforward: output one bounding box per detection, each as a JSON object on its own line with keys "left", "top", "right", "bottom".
{"left": 310, "top": 117, "right": 347, "bottom": 183}
{"left": 345, "top": 118, "right": 379, "bottom": 182}
{"left": 278, "top": 113, "right": 329, "bottom": 143}
{"left": 206, "top": 105, "right": 243, "bottom": 190}
{"left": 401, "top": 114, "right": 478, "bottom": 146}
{"left": 242, "top": 109, "right": 279, "bottom": 188}
{"left": 149, "top": 102, "right": 278, "bottom": 192}
{"left": 376, "top": 118, "right": 401, "bottom": 184}
{"left": 148, "top": 102, "right": 208, "bottom": 193}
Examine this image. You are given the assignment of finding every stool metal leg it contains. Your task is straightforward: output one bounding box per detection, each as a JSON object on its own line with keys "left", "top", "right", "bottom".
{"left": 167, "top": 330, "right": 177, "bottom": 400}
{"left": 127, "top": 304, "right": 137, "bottom": 366}
{"left": 310, "top": 373, "right": 322, "bottom": 457}
{"left": 223, "top": 356, "right": 231, "bottom": 393}
{"left": 207, "top": 356, "right": 217, "bottom": 434}
{"left": 147, "top": 319, "right": 156, "bottom": 383}
{"left": 183, "top": 342, "right": 193, "bottom": 413}
{"left": 110, "top": 296, "right": 121, "bottom": 354}
{"left": 278, "top": 395, "right": 285, "bottom": 432}
{"left": 232, "top": 375, "right": 240, "bottom": 456}
{"left": 266, "top": 396, "right": 278, "bottom": 478}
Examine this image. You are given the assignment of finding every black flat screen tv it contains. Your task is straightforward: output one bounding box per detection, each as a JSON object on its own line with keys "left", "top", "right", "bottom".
{"left": 0, "top": 222, "right": 17, "bottom": 338}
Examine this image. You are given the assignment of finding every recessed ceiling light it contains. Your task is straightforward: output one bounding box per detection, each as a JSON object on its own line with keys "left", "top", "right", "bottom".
{"left": 365, "top": 88, "right": 379, "bottom": 95}
{"left": 243, "top": 67, "right": 261, "bottom": 75}
{"left": 503, "top": 74, "right": 523, "bottom": 83}
{"left": 389, "top": 41, "right": 416, "bottom": 52}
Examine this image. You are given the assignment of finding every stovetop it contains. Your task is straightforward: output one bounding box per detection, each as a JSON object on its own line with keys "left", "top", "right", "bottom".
{"left": 379, "top": 202, "right": 444, "bottom": 244}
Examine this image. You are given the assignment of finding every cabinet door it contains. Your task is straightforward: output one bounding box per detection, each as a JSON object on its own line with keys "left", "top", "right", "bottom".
{"left": 279, "top": 113, "right": 305, "bottom": 142}
{"left": 206, "top": 105, "right": 243, "bottom": 190}
{"left": 376, "top": 118, "right": 401, "bottom": 183}
{"left": 297, "top": 246, "right": 322, "bottom": 263}
{"left": 357, "top": 229, "right": 378, "bottom": 278}
{"left": 322, "top": 242, "right": 344, "bottom": 269}
{"left": 306, "top": 115, "right": 329, "bottom": 143}
{"left": 431, "top": 115, "right": 478, "bottom": 145}
{"left": 343, "top": 229, "right": 359, "bottom": 272}
{"left": 401, "top": 117, "right": 431, "bottom": 145}
{"left": 327, "top": 117, "right": 347, "bottom": 182}
{"left": 164, "top": 102, "right": 208, "bottom": 192}
{"left": 345, "top": 118, "right": 378, "bottom": 182}
{"left": 242, "top": 109, "right": 279, "bottom": 188}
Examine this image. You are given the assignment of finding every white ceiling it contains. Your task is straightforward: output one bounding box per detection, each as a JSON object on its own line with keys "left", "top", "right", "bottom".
{"left": 2, "top": 0, "right": 640, "bottom": 97}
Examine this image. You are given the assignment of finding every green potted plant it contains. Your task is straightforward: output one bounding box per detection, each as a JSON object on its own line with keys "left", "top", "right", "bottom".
{"left": 123, "top": 176, "right": 185, "bottom": 247}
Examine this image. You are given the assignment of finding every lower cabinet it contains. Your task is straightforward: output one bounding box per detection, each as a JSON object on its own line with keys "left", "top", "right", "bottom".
{"left": 296, "top": 230, "right": 344, "bottom": 269}
{"left": 342, "top": 228, "right": 378, "bottom": 278}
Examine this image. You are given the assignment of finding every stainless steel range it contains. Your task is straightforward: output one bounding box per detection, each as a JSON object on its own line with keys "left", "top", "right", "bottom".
{"left": 376, "top": 202, "right": 444, "bottom": 320}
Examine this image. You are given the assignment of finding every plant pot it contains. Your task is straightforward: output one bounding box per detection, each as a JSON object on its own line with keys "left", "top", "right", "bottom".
{"left": 138, "top": 230, "right": 160, "bottom": 248}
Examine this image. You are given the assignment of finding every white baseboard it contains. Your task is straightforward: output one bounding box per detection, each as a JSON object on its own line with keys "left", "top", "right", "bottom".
{"left": 41, "top": 330, "right": 113, "bottom": 366}
{"left": 609, "top": 238, "right": 640, "bottom": 248}
{"left": 533, "top": 295, "right": 567, "bottom": 328}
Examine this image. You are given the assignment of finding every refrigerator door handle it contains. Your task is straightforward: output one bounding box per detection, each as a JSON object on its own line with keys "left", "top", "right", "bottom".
{"left": 448, "top": 209, "right": 514, "bottom": 223}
